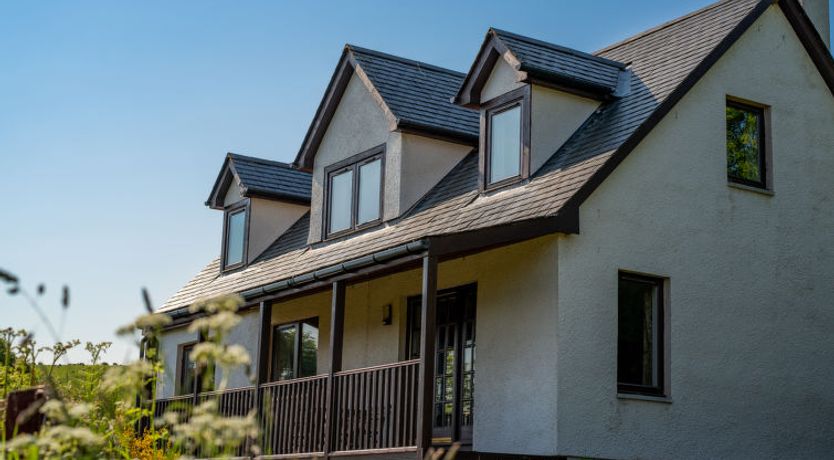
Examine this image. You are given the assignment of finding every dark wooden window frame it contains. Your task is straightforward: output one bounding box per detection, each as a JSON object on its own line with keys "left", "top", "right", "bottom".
{"left": 269, "top": 316, "right": 320, "bottom": 382}
{"left": 617, "top": 272, "right": 667, "bottom": 397}
{"left": 220, "top": 199, "right": 250, "bottom": 272}
{"left": 479, "top": 86, "right": 531, "bottom": 192}
{"left": 726, "top": 97, "right": 771, "bottom": 190}
{"left": 176, "top": 341, "right": 197, "bottom": 396}
{"left": 323, "top": 145, "right": 385, "bottom": 240}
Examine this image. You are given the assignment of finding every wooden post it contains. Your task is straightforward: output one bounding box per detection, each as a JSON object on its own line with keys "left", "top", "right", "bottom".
{"left": 325, "top": 280, "right": 346, "bottom": 455}
{"left": 254, "top": 301, "right": 273, "bottom": 403}
{"left": 192, "top": 329, "right": 207, "bottom": 407}
{"left": 254, "top": 301, "right": 273, "bottom": 454}
{"left": 417, "top": 255, "right": 437, "bottom": 458}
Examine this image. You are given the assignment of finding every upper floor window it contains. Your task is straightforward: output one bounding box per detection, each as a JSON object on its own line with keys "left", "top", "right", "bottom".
{"left": 222, "top": 202, "right": 248, "bottom": 271}
{"left": 271, "top": 318, "right": 319, "bottom": 381}
{"left": 325, "top": 146, "right": 384, "bottom": 238}
{"left": 726, "top": 99, "right": 768, "bottom": 189}
{"left": 482, "top": 87, "right": 530, "bottom": 190}
{"left": 618, "top": 272, "right": 665, "bottom": 396}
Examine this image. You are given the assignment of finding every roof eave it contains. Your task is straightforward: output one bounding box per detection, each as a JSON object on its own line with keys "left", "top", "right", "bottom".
{"left": 519, "top": 65, "right": 619, "bottom": 101}
{"left": 396, "top": 119, "right": 478, "bottom": 145}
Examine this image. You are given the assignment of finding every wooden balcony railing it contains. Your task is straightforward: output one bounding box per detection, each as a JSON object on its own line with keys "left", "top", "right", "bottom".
{"left": 260, "top": 374, "right": 328, "bottom": 456}
{"left": 331, "top": 359, "right": 419, "bottom": 454}
{"left": 152, "top": 359, "right": 420, "bottom": 458}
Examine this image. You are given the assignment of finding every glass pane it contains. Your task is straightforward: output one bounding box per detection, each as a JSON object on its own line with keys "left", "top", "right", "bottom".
{"left": 299, "top": 320, "right": 319, "bottom": 378}
{"left": 357, "top": 159, "right": 381, "bottom": 224}
{"left": 225, "top": 210, "right": 246, "bottom": 266}
{"left": 329, "top": 169, "right": 354, "bottom": 234}
{"left": 180, "top": 344, "right": 195, "bottom": 395}
{"left": 489, "top": 105, "right": 521, "bottom": 184}
{"left": 272, "top": 325, "right": 297, "bottom": 381}
{"left": 726, "top": 104, "right": 763, "bottom": 184}
{"left": 618, "top": 278, "right": 658, "bottom": 387}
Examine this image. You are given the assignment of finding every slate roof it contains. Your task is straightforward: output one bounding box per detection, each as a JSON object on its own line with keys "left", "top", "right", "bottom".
{"left": 161, "top": 0, "right": 774, "bottom": 312}
{"left": 349, "top": 45, "right": 480, "bottom": 138}
{"left": 491, "top": 28, "right": 626, "bottom": 94}
{"left": 212, "top": 153, "right": 312, "bottom": 204}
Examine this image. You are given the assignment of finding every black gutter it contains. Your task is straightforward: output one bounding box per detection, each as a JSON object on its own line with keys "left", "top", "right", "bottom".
{"left": 239, "top": 239, "right": 429, "bottom": 300}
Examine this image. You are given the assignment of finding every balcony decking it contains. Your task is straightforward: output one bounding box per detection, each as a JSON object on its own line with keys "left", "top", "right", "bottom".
{"left": 153, "top": 359, "right": 420, "bottom": 458}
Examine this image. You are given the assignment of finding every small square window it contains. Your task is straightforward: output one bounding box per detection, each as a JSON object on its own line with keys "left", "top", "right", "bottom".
{"left": 618, "top": 273, "right": 665, "bottom": 396}
{"left": 726, "top": 100, "right": 767, "bottom": 188}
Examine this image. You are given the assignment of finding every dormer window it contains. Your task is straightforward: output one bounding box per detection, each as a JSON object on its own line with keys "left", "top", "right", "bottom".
{"left": 222, "top": 201, "right": 248, "bottom": 271}
{"left": 482, "top": 87, "right": 530, "bottom": 190}
{"left": 324, "top": 146, "right": 384, "bottom": 238}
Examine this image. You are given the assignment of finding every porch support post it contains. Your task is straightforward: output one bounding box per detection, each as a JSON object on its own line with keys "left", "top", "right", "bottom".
{"left": 254, "top": 301, "right": 272, "bottom": 406}
{"left": 417, "top": 255, "right": 438, "bottom": 457}
{"left": 253, "top": 300, "right": 272, "bottom": 455}
{"left": 325, "top": 280, "right": 346, "bottom": 455}
{"left": 192, "top": 329, "right": 207, "bottom": 407}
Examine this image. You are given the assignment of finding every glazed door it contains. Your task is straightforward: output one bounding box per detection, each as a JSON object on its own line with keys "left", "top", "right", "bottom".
{"left": 407, "top": 284, "right": 477, "bottom": 445}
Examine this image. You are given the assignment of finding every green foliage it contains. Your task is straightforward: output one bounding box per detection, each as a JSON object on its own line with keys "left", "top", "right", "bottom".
{"left": 0, "top": 269, "right": 257, "bottom": 459}
{"left": 726, "top": 104, "right": 762, "bottom": 183}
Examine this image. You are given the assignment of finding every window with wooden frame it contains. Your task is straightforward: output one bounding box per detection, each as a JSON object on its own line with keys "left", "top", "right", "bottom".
{"left": 324, "top": 146, "right": 384, "bottom": 238}
{"left": 221, "top": 200, "right": 249, "bottom": 271}
{"left": 617, "top": 272, "right": 666, "bottom": 396}
{"left": 270, "top": 317, "right": 319, "bottom": 381}
{"left": 176, "top": 342, "right": 215, "bottom": 395}
{"left": 480, "top": 86, "right": 530, "bottom": 191}
{"left": 726, "top": 98, "right": 769, "bottom": 189}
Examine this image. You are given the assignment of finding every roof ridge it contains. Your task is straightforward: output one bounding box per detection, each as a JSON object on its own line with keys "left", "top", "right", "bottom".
{"left": 345, "top": 44, "right": 467, "bottom": 77}
{"left": 490, "top": 27, "right": 627, "bottom": 69}
{"left": 595, "top": 0, "right": 745, "bottom": 55}
{"left": 227, "top": 152, "right": 303, "bottom": 171}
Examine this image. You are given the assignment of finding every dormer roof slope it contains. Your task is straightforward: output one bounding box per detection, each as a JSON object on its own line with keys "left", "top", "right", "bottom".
{"left": 455, "top": 28, "right": 629, "bottom": 106}
{"left": 294, "top": 45, "right": 478, "bottom": 170}
{"left": 206, "top": 153, "right": 312, "bottom": 209}
{"left": 351, "top": 46, "right": 480, "bottom": 140}
{"left": 162, "top": 0, "right": 834, "bottom": 313}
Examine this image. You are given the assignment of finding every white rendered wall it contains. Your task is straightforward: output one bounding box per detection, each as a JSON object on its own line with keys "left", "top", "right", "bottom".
{"left": 555, "top": 6, "right": 834, "bottom": 459}
{"left": 481, "top": 58, "right": 524, "bottom": 104}
{"left": 247, "top": 198, "right": 307, "bottom": 264}
{"left": 530, "top": 86, "right": 599, "bottom": 174}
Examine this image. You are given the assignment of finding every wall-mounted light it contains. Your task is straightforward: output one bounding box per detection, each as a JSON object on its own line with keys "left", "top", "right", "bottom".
{"left": 381, "top": 304, "right": 392, "bottom": 326}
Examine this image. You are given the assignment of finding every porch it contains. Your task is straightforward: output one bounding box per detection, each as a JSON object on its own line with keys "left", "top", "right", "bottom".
{"left": 154, "top": 235, "right": 559, "bottom": 458}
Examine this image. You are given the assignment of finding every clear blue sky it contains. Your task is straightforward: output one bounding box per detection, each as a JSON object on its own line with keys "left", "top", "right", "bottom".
{"left": 2, "top": 1, "right": 831, "bottom": 363}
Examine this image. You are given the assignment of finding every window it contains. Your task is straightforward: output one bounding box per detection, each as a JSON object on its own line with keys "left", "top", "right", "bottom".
{"left": 271, "top": 318, "right": 319, "bottom": 381}
{"left": 489, "top": 104, "right": 522, "bottom": 183}
{"left": 324, "top": 146, "right": 384, "bottom": 237}
{"left": 618, "top": 273, "right": 665, "bottom": 396}
{"left": 481, "top": 86, "right": 530, "bottom": 190}
{"left": 222, "top": 202, "right": 248, "bottom": 271}
{"left": 177, "top": 342, "right": 215, "bottom": 395}
{"left": 726, "top": 99, "right": 768, "bottom": 188}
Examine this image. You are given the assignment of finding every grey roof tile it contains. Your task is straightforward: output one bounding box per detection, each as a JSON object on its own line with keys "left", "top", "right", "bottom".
{"left": 492, "top": 28, "right": 626, "bottom": 93}
{"left": 348, "top": 46, "right": 479, "bottom": 137}
{"left": 161, "top": 0, "right": 762, "bottom": 312}
{"left": 229, "top": 153, "right": 312, "bottom": 202}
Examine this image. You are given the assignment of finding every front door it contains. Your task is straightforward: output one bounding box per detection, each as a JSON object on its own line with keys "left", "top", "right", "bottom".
{"left": 407, "top": 284, "right": 476, "bottom": 445}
